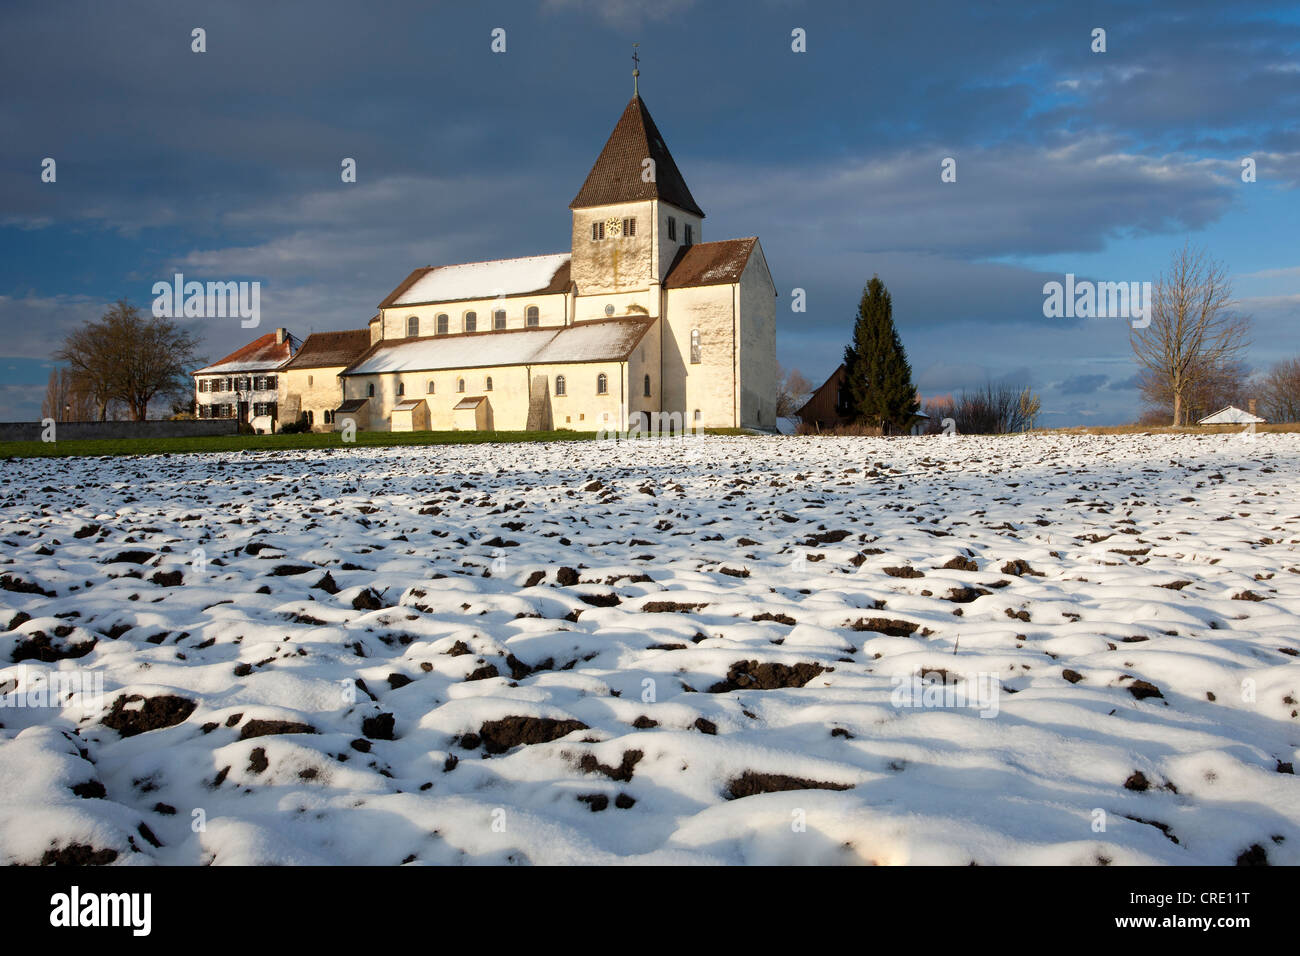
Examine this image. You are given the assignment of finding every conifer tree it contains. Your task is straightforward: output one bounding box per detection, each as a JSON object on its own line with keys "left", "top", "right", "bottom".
{"left": 842, "top": 276, "right": 919, "bottom": 433}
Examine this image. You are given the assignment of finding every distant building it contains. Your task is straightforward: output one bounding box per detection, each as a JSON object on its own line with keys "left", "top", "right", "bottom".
{"left": 796, "top": 365, "right": 851, "bottom": 431}
{"left": 1198, "top": 404, "right": 1266, "bottom": 425}
{"left": 192, "top": 328, "right": 300, "bottom": 432}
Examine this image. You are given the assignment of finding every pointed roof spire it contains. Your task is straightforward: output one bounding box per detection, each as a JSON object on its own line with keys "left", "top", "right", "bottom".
{"left": 569, "top": 94, "right": 705, "bottom": 217}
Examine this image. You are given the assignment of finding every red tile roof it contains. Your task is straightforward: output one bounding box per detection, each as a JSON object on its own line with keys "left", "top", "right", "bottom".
{"left": 570, "top": 95, "right": 704, "bottom": 218}
{"left": 663, "top": 238, "right": 758, "bottom": 289}
{"left": 193, "top": 331, "right": 299, "bottom": 375}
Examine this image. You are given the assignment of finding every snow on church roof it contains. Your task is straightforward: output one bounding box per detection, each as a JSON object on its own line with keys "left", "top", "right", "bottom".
{"left": 382, "top": 254, "right": 571, "bottom": 308}
{"left": 344, "top": 317, "right": 654, "bottom": 376}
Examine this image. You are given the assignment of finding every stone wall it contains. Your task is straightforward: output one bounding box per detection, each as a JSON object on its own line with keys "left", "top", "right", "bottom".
{"left": 0, "top": 420, "right": 239, "bottom": 442}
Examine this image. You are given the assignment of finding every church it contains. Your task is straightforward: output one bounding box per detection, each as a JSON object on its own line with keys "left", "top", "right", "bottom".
{"left": 283, "top": 85, "right": 778, "bottom": 433}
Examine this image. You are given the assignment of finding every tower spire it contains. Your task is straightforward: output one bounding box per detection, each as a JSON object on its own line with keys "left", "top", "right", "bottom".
{"left": 632, "top": 43, "right": 640, "bottom": 97}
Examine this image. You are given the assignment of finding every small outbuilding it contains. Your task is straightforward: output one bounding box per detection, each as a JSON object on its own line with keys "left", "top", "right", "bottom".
{"left": 333, "top": 398, "right": 370, "bottom": 433}
{"left": 390, "top": 398, "right": 430, "bottom": 432}
{"left": 453, "top": 396, "right": 490, "bottom": 431}
{"left": 1198, "top": 405, "right": 1266, "bottom": 425}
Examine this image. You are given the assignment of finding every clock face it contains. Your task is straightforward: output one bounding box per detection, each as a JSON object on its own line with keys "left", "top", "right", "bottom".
{"left": 605, "top": 216, "right": 622, "bottom": 237}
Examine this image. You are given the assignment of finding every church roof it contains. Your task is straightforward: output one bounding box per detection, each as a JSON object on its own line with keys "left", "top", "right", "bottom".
{"left": 663, "top": 237, "right": 760, "bottom": 288}
{"left": 193, "top": 331, "right": 300, "bottom": 375}
{"left": 570, "top": 95, "right": 704, "bottom": 218}
{"left": 282, "top": 329, "right": 372, "bottom": 370}
{"left": 343, "top": 317, "right": 653, "bottom": 376}
{"left": 381, "top": 254, "right": 571, "bottom": 309}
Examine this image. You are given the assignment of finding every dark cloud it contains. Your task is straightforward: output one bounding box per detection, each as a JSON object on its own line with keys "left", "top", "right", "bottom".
{"left": 1058, "top": 373, "right": 1110, "bottom": 395}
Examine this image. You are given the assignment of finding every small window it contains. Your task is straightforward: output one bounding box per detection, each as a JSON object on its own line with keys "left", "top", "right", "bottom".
{"left": 526, "top": 306, "right": 539, "bottom": 327}
{"left": 367, "top": 384, "right": 375, "bottom": 397}
{"left": 325, "top": 410, "right": 334, "bottom": 425}
{"left": 596, "top": 373, "right": 608, "bottom": 395}
{"left": 684, "top": 224, "right": 694, "bottom": 246}
{"left": 397, "top": 382, "right": 405, "bottom": 397}
{"left": 591, "top": 221, "right": 605, "bottom": 241}
{"left": 623, "top": 217, "right": 637, "bottom": 236}
{"left": 436, "top": 313, "right": 449, "bottom": 335}
{"left": 643, "top": 374, "right": 651, "bottom": 397}
{"left": 555, "top": 375, "right": 566, "bottom": 396}
{"left": 265, "top": 376, "right": 275, "bottom": 390}
{"left": 464, "top": 311, "right": 476, "bottom": 333}
{"left": 427, "top": 380, "right": 435, "bottom": 394}
{"left": 407, "top": 315, "right": 419, "bottom": 337}
{"left": 690, "top": 328, "right": 701, "bottom": 364}
{"left": 667, "top": 216, "right": 677, "bottom": 241}
{"left": 485, "top": 376, "right": 493, "bottom": 391}
{"left": 457, "top": 378, "right": 465, "bottom": 393}
{"left": 493, "top": 309, "right": 506, "bottom": 330}
{"left": 694, "top": 409, "right": 701, "bottom": 422}
{"left": 307, "top": 410, "right": 314, "bottom": 425}
{"left": 307, "top": 375, "right": 313, "bottom": 387}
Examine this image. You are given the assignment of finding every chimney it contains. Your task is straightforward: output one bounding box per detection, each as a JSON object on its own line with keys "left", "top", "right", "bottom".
{"left": 275, "top": 327, "right": 287, "bottom": 345}
{"left": 1248, "top": 398, "right": 1257, "bottom": 417}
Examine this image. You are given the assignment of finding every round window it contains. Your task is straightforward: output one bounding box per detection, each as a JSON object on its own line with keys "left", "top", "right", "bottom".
{"left": 604, "top": 304, "right": 615, "bottom": 316}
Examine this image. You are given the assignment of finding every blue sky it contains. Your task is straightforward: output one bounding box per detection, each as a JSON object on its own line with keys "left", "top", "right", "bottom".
{"left": 1, "top": 0, "right": 1297, "bottom": 424}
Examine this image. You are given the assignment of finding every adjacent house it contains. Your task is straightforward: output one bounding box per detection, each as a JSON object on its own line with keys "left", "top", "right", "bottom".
{"left": 192, "top": 328, "right": 300, "bottom": 433}
{"left": 277, "top": 328, "right": 372, "bottom": 431}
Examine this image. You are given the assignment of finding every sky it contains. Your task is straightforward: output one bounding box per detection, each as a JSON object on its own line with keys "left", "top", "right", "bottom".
{"left": 1, "top": 0, "right": 1297, "bottom": 425}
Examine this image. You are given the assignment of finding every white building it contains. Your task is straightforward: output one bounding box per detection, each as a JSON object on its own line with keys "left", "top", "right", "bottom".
{"left": 337, "top": 90, "right": 778, "bottom": 433}
{"left": 192, "top": 328, "right": 300, "bottom": 433}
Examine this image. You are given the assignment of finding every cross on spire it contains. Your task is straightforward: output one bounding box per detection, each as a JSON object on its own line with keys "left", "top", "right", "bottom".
{"left": 632, "top": 43, "right": 640, "bottom": 96}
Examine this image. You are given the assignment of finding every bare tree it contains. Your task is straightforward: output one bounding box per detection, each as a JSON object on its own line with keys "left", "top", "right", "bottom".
{"left": 40, "top": 367, "right": 96, "bottom": 421}
{"left": 1258, "top": 356, "right": 1300, "bottom": 423}
{"left": 55, "top": 300, "right": 200, "bottom": 421}
{"left": 953, "top": 381, "right": 1039, "bottom": 434}
{"left": 920, "top": 394, "right": 955, "bottom": 434}
{"left": 775, "top": 365, "right": 814, "bottom": 419}
{"left": 1137, "top": 357, "right": 1250, "bottom": 424}
{"left": 1130, "top": 243, "right": 1251, "bottom": 426}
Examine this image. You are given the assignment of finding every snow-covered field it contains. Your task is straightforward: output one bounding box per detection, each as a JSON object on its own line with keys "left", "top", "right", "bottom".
{"left": 1, "top": 433, "right": 1297, "bottom": 865}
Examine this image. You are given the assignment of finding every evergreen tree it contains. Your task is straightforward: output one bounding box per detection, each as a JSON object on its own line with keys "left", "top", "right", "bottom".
{"left": 842, "top": 276, "right": 920, "bottom": 433}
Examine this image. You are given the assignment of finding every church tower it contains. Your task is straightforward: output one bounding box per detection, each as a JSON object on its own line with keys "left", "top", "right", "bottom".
{"left": 569, "top": 93, "right": 705, "bottom": 298}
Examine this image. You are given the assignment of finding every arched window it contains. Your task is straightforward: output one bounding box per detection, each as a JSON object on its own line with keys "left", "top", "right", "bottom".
{"left": 493, "top": 309, "right": 506, "bottom": 330}
{"left": 485, "top": 376, "right": 493, "bottom": 391}
{"left": 397, "top": 382, "right": 405, "bottom": 397}
{"left": 643, "top": 374, "right": 651, "bottom": 397}
{"left": 555, "top": 375, "right": 566, "bottom": 396}
{"left": 307, "top": 375, "right": 314, "bottom": 387}
{"left": 457, "top": 378, "right": 465, "bottom": 393}
{"left": 427, "top": 380, "right": 435, "bottom": 394}
{"left": 306, "top": 410, "right": 314, "bottom": 425}
{"left": 367, "top": 384, "right": 375, "bottom": 397}
{"left": 690, "top": 329, "right": 701, "bottom": 364}
{"left": 436, "top": 314, "right": 449, "bottom": 335}
{"left": 464, "top": 311, "right": 476, "bottom": 333}
{"left": 526, "top": 306, "right": 539, "bottom": 327}
{"left": 596, "top": 373, "right": 608, "bottom": 395}
{"left": 407, "top": 315, "right": 419, "bottom": 337}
